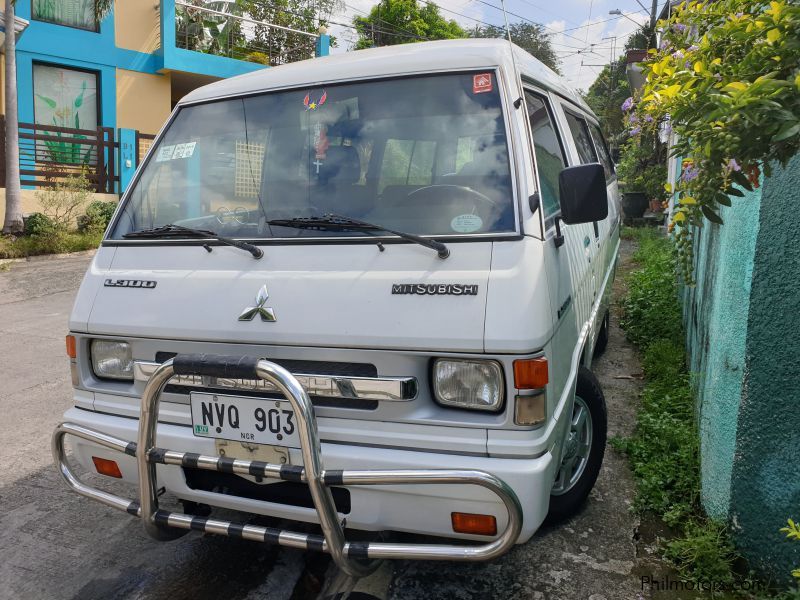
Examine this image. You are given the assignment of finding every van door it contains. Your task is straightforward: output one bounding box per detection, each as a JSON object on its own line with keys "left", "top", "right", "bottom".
{"left": 523, "top": 88, "right": 593, "bottom": 404}
{"left": 562, "top": 112, "right": 603, "bottom": 278}
{"left": 560, "top": 108, "right": 614, "bottom": 356}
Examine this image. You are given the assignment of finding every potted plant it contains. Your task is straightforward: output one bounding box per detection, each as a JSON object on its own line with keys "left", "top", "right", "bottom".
{"left": 616, "top": 129, "right": 667, "bottom": 218}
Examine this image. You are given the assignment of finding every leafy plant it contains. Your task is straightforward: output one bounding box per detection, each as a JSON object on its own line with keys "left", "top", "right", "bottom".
{"left": 613, "top": 229, "right": 745, "bottom": 585}
{"left": 77, "top": 200, "right": 117, "bottom": 234}
{"left": 34, "top": 171, "right": 94, "bottom": 234}
{"left": 626, "top": 0, "right": 800, "bottom": 283}
{"left": 616, "top": 137, "right": 669, "bottom": 204}
{"left": 781, "top": 519, "right": 800, "bottom": 581}
{"left": 23, "top": 212, "right": 56, "bottom": 237}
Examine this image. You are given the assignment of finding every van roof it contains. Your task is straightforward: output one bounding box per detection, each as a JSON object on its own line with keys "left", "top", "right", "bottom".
{"left": 180, "top": 38, "right": 593, "bottom": 114}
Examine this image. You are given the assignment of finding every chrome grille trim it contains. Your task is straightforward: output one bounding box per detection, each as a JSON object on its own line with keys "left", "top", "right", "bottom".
{"left": 133, "top": 361, "right": 417, "bottom": 401}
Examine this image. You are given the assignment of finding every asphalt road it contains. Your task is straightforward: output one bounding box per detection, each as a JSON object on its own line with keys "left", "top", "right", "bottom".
{"left": 0, "top": 243, "right": 654, "bottom": 600}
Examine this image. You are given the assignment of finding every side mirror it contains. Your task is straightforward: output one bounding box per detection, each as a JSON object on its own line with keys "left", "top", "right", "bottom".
{"left": 558, "top": 163, "right": 608, "bottom": 225}
{"left": 610, "top": 147, "right": 620, "bottom": 163}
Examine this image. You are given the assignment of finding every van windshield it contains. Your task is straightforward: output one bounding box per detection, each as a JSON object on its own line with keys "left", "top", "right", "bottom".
{"left": 110, "top": 72, "right": 516, "bottom": 240}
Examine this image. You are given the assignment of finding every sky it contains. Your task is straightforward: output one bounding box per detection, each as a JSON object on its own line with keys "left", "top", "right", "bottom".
{"left": 327, "top": 0, "right": 655, "bottom": 92}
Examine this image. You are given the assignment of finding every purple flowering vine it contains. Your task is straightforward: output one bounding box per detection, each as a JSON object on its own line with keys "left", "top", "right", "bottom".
{"left": 682, "top": 164, "right": 699, "bottom": 182}
{"left": 621, "top": 97, "right": 634, "bottom": 112}
{"left": 727, "top": 159, "right": 741, "bottom": 172}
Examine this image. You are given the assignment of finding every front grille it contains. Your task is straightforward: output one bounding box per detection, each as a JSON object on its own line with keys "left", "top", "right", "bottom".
{"left": 154, "top": 352, "right": 380, "bottom": 410}
{"left": 183, "top": 468, "right": 351, "bottom": 513}
{"left": 155, "top": 352, "right": 378, "bottom": 377}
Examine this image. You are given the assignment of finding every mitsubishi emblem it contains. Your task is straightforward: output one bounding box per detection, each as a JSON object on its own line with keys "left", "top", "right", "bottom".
{"left": 238, "top": 285, "right": 276, "bottom": 322}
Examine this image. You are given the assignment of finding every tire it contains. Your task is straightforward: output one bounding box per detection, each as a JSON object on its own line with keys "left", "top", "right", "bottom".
{"left": 546, "top": 366, "right": 607, "bottom": 523}
{"left": 593, "top": 310, "right": 610, "bottom": 358}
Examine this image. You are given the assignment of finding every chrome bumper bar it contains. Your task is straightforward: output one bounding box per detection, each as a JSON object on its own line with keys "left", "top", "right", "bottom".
{"left": 53, "top": 354, "right": 522, "bottom": 576}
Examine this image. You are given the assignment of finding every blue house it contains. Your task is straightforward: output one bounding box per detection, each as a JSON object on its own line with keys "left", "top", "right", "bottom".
{"left": 2, "top": 0, "right": 329, "bottom": 190}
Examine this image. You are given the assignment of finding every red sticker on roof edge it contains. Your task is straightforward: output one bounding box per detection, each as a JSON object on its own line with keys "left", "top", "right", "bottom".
{"left": 473, "top": 73, "right": 493, "bottom": 94}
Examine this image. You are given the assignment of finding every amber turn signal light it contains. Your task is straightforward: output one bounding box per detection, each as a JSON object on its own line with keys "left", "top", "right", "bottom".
{"left": 92, "top": 456, "right": 123, "bottom": 479}
{"left": 451, "top": 512, "right": 497, "bottom": 536}
{"left": 513, "top": 357, "right": 548, "bottom": 389}
{"left": 65, "top": 335, "right": 77, "bottom": 359}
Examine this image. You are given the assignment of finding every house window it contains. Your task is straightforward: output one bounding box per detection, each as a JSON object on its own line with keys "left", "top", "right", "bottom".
{"left": 33, "top": 64, "right": 99, "bottom": 131}
{"left": 32, "top": 0, "right": 99, "bottom": 31}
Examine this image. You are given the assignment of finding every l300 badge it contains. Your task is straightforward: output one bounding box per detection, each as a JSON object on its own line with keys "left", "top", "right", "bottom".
{"left": 239, "top": 285, "right": 277, "bottom": 322}
{"left": 104, "top": 279, "right": 156, "bottom": 289}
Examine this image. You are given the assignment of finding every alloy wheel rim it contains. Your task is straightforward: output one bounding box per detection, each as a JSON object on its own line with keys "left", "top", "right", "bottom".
{"left": 551, "top": 395, "right": 593, "bottom": 496}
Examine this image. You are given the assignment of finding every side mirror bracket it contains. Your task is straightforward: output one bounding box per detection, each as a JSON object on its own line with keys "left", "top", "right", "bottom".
{"left": 554, "top": 216, "right": 565, "bottom": 248}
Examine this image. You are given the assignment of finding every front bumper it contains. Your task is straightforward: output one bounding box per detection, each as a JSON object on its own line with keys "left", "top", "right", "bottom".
{"left": 55, "top": 355, "right": 555, "bottom": 573}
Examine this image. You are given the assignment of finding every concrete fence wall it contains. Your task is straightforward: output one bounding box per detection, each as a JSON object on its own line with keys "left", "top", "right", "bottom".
{"left": 683, "top": 154, "right": 800, "bottom": 582}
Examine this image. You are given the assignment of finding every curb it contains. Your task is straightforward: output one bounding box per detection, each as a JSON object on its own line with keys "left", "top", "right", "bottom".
{"left": 0, "top": 248, "right": 96, "bottom": 267}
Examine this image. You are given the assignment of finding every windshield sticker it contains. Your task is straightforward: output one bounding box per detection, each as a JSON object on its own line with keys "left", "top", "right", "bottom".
{"left": 313, "top": 123, "right": 329, "bottom": 160}
{"left": 156, "top": 142, "right": 196, "bottom": 162}
{"left": 156, "top": 145, "right": 174, "bottom": 162}
{"left": 303, "top": 90, "right": 328, "bottom": 111}
{"left": 451, "top": 213, "right": 483, "bottom": 233}
{"left": 473, "top": 73, "right": 493, "bottom": 94}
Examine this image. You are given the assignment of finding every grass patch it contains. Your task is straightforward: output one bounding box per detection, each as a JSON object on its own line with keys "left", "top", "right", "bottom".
{"left": 613, "top": 228, "right": 741, "bottom": 585}
{"left": 0, "top": 231, "right": 102, "bottom": 259}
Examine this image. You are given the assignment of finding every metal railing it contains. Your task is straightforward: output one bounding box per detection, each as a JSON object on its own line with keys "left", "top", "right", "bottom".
{"left": 174, "top": 1, "right": 319, "bottom": 67}
{"left": 53, "top": 354, "right": 523, "bottom": 577}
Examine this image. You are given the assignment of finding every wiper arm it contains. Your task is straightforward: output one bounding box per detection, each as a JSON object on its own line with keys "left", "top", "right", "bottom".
{"left": 123, "top": 224, "right": 263, "bottom": 259}
{"left": 267, "top": 214, "right": 450, "bottom": 259}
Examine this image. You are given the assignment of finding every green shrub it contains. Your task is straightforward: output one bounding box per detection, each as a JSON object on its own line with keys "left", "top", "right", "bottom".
{"left": 77, "top": 200, "right": 117, "bottom": 234}
{"left": 34, "top": 172, "right": 94, "bottom": 232}
{"left": 614, "top": 229, "right": 744, "bottom": 585}
{"left": 0, "top": 231, "right": 102, "bottom": 259}
{"left": 663, "top": 520, "right": 738, "bottom": 585}
{"left": 23, "top": 212, "right": 56, "bottom": 237}
{"left": 619, "top": 229, "right": 683, "bottom": 348}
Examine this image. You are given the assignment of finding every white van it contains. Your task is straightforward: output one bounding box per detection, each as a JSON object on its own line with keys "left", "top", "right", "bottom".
{"left": 54, "top": 39, "right": 620, "bottom": 574}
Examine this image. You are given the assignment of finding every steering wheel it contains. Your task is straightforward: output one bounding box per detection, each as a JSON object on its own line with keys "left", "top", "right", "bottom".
{"left": 405, "top": 184, "right": 497, "bottom": 208}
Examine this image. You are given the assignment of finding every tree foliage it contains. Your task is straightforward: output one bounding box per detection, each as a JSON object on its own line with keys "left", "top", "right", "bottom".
{"left": 352, "top": 0, "right": 466, "bottom": 50}
{"left": 584, "top": 25, "right": 654, "bottom": 147}
{"left": 627, "top": 0, "right": 800, "bottom": 282}
{"left": 247, "top": 0, "right": 340, "bottom": 58}
{"left": 470, "top": 22, "right": 560, "bottom": 73}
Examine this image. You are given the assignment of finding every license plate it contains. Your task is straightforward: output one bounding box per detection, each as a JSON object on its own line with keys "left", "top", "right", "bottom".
{"left": 190, "top": 392, "right": 301, "bottom": 448}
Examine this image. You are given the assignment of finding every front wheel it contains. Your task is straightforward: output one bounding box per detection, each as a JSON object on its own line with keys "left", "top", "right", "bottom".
{"left": 546, "top": 366, "right": 607, "bottom": 523}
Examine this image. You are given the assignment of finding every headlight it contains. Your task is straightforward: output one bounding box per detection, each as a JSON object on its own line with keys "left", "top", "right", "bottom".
{"left": 91, "top": 340, "right": 133, "bottom": 380}
{"left": 432, "top": 359, "right": 505, "bottom": 411}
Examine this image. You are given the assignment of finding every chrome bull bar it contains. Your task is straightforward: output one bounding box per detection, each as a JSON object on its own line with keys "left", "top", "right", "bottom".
{"left": 52, "top": 354, "right": 523, "bottom": 576}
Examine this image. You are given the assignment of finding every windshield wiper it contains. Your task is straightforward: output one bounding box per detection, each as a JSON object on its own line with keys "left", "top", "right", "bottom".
{"left": 267, "top": 214, "right": 450, "bottom": 259}
{"left": 123, "top": 224, "right": 263, "bottom": 259}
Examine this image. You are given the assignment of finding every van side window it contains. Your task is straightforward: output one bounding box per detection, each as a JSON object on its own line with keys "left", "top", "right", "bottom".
{"left": 524, "top": 91, "right": 565, "bottom": 218}
{"left": 564, "top": 111, "right": 598, "bottom": 165}
{"left": 588, "top": 123, "right": 615, "bottom": 181}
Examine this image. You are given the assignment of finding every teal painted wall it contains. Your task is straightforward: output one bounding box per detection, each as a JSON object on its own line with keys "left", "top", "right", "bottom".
{"left": 684, "top": 154, "right": 800, "bottom": 582}
{"left": 729, "top": 154, "right": 800, "bottom": 582}
{"left": 683, "top": 183, "right": 761, "bottom": 519}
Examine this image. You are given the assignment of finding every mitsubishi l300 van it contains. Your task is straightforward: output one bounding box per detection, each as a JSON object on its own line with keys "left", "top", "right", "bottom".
{"left": 54, "top": 38, "right": 620, "bottom": 575}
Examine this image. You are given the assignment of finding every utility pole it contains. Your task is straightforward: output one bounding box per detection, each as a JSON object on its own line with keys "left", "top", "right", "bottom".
{"left": 650, "top": 0, "right": 658, "bottom": 28}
